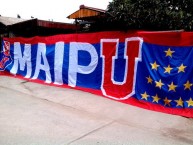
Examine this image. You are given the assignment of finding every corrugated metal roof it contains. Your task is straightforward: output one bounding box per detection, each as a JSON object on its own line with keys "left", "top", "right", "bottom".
{"left": 37, "top": 19, "right": 77, "bottom": 29}
{"left": 0, "top": 16, "right": 26, "bottom": 26}
{"left": 11, "top": 18, "right": 78, "bottom": 30}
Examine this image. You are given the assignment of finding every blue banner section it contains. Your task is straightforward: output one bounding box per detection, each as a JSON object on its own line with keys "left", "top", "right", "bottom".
{"left": 6, "top": 43, "right": 103, "bottom": 90}
{"left": 135, "top": 42, "right": 193, "bottom": 108}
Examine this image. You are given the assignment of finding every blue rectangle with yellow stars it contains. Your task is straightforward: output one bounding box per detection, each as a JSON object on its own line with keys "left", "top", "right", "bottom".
{"left": 135, "top": 42, "right": 193, "bottom": 109}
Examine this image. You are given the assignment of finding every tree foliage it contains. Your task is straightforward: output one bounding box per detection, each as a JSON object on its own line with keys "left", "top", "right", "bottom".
{"left": 106, "top": 0, "right": 193, "bottom": 31}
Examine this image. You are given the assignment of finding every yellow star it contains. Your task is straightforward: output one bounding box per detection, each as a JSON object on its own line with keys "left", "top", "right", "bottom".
{"left": 186, "top": 98, "right": 193, "bottom": 107}
{"left": 146, "top": 76, "right": 153, "bottom": 84}
{"left": 164, "top": 65, "right": 173, "bottom": 74}
{"left": 164, "top": 97, "right": 172, "bottom": 106}
{"left": 175, "top": 97, "right": 183, "bottom": 107}
{"left": 141, "top": 92, "right": 149, "bottom": 100}
{"left": 155, "top": 79, "right": 164, "bottom": 89}
{"left": 150, "top": 61, "right": 160, "bottom": 70}
{"left": 152, "top": 94, "right": 161, "bottom": 103}
{"left": 184, "top": 80, "right": 193, "bottom": 90}
{"left": 177, "top": 64, "right": 187, "bottom": 73}
{"left": 168, "top": 82, "right": 177, "bottom": 92}
{"left": 164, "top": 48, "right": 175, "bottom": 57}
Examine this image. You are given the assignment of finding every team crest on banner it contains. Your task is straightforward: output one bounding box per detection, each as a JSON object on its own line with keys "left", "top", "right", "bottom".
{"left": 0, "top": 41, "right": 12, "bottom": 71}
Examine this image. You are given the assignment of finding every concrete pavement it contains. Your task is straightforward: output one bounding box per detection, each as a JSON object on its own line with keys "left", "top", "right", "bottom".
{"left": 0, "top": 76, "right": 193, "bottom": 145}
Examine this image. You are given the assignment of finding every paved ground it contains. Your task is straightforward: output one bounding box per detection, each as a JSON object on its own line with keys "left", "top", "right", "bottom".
{"left": 0, "top": 76, "right": 193, "bottom": 145}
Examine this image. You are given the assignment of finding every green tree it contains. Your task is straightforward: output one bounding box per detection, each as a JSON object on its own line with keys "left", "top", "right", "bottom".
{"left": 106, "top": 0, "right": 193, "bottom": 31}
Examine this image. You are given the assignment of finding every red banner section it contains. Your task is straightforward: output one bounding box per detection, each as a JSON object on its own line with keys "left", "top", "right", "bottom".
{"left": 1, "top": 31, "right": 193, "bottom": 117}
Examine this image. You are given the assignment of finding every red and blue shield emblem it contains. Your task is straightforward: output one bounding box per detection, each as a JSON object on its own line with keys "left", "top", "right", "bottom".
{"left": 0, "top": 41, "right": 12, "bottom": 71}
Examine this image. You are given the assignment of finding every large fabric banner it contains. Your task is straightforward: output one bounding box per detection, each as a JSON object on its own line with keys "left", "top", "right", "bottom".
{"left": 1, "top": 31, "right": 193, "bottom": 117}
